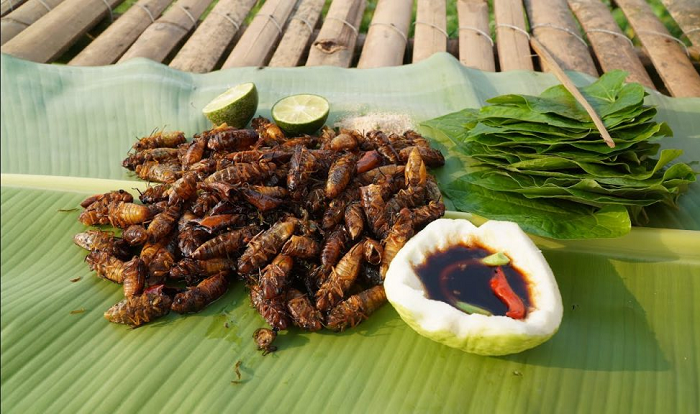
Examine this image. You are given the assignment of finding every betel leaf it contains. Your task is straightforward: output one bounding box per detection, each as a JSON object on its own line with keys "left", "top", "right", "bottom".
{"left": 421, "top": 70, "right": 696, "bottom": 238}
{"left": 443, "top": 177, "right": 631, "bottom": 239}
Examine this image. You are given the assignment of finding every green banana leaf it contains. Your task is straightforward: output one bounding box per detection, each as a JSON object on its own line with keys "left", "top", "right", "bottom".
{"left": 2, "top": 52, "right": 700, "bottom": 413}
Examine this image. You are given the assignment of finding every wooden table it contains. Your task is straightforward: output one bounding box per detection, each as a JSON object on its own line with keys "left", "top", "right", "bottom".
{"left": 1, "top": 0, "right": 699, "bottom": 97}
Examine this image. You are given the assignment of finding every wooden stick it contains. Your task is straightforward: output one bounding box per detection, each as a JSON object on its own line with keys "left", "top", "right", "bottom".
{"left": 1, "top": 0, "right": 124, "bottom": 62}
{"left": 221, "top": 0, "right": 297, "bottom": 69}
{"left": 1, "top": 0, "right": 65, "bottom": 45}
{"left": 530, "top": 37, "right": 615, "bottom": 148}
{"left": 567, "top": 0, "right": 654, "bottom": 89}
{"left": 357, "top": 0, "right": 413, "bottom": 68}
{"left": 169, "top": 0, "right": 256, "bottom": 72}
{"left": 493, "top": 0, "right": 533, "bottom": 71}
{"left": 457, "top": 0, "right": 495, "bottom": 71}
{"left": 524, "top": 0, "right": 597, "bottom": 76}
{"left": 660, "top": 0, "right": 700, "bottom": 49}
{"left": 1, "top": 0, "right": 28, "bottom": 17}
{"left": 305, "top": 0, "right": 365, "bottom": 68}
{"left": 412, "top": 0, "right": 446, "bottom": 63}
{"left": 118, "top": 0, "right": 212, "bottom": 63}
{"left": 69, "top": 0, "right": 173, "bottom": 66}
{"left": 616, "top": 0, "right": 700, "bottom": 97}
{"left": 268, "top": 0, "right": 325, "bottom": 67}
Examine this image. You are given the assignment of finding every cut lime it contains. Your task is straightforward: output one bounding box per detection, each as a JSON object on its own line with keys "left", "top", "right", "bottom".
{"left": 203, "top": 82, "right": 258, "bottom": 128}
{"left": 271, "top": 94, "right": 330, "bottom": 135}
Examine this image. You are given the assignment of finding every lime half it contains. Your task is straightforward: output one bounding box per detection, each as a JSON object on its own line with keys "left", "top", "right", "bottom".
{"left": 271, "top": 94, "right": 330, "bottom": 135}
{"left": 203, "top": 82, "right": 258, "bottom": 128}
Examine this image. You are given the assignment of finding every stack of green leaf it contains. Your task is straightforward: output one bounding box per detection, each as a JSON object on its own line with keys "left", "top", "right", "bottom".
{"left": 424, "top": 71, "right": 696, "bottom": 239}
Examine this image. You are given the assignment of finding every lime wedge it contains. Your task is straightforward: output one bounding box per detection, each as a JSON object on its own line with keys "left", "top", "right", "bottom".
{"left": 271, "top": 94, "right": 330, "bottom": 135}
{"left": 203, "top": 82, "right": 258, "bottom": 128}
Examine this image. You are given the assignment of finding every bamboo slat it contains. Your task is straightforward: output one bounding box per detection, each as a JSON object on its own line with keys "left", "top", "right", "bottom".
{"left": 616, "top": 0, "right": 700, "bottom": 97}
{"left": 1, "top": 0, "right": 28, "bottom": 17}
{"left": 69, "top": 0, "right": 173, "bottom": 66}
{"left": 1, "top": 0, "right": 65, "bottom": 45}
{"left": 567, "top": 0, "right": 654, "bottom": 88}
{"left": 493, "top": 0, "right": 533, "bottom": 71}
{"left": 118, "top": 0, "right": 212, "bottom": 63}
{"left": 1, "top": 0, "right": 124, "bottom": 63}
{"left": 524, "top": 0, "right": 597, "bottom": 76}
{"left": 305, "top": 0, "right": 365, "bottom": 68}
{"left": 412, "top": 0, "right": 446, "bottom": 63}
{"left": 268, "top": 0, "right": 325, "bottom": 67}
{"left": 660, "top": 0, "right": 700, "bottom": 58}
{"left": 357, "top": 0, "right": 412, "bottom": 68}
{"left": 221, "top": 0, "right": 297, "bottom": 68}
{"left": 457, "top": 0, "right": 495, "bottom": 71}
{"left": 169, "top": 0, "right": 256, "bottom": 72}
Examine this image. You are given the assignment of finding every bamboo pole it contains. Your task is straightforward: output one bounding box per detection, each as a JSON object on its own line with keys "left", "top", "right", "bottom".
{"left": 524, "top": 0, "right": 597, "bottom": 76}
{"left": 456, "top": 0, "right": 494, "bottom": 71}
{"left": 268, "top": 0, "right": 324, "bottom": 67}
{"left": 118, "top": 0, "right": 213, "bottom": 63}
{"left": 1, "top": 0, "right": 124, "bottom": 62}
{"left": 69, "top": 0, "right": 173, "bottom": 66}
{"left": 169, "top": 0, "right": 256, "bottom": 72}
{"left": 659, "top": 0, "right": 700, "bottom": 60}
{"left": 616, "top": 0, "right": 700, "bottom": 97}
{"left": 493, "top": 0, "right": 533, "bottom": 71}
{"left": 567, "top": 0, "right": 654, "bottom": 89}
{"left": 1, "top": 0, "right": 65, "bottom": 45}
{"left": 357, "top": 0, "right": 413, "bottom": 68}
{"left": 305, "top": 0, "right": 365, "bottom": 68}
{"left": 412, "top": 0, "right": 446, "bottom": 63}
{"left": 1, "top": 0, "right": 28, "bottom": 17}
{"left": 221, "top": 0, "right": 297, "bottom": 68}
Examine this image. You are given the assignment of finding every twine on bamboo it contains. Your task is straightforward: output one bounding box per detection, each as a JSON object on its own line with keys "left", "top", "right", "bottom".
{"left": 177, "top": 4, "right": 198, "bottom": 27}
{"left": 325, "top": 16, "right": 358, "bottom": 37}
{"left": 586, "top": 28, "right": 633, "bottom": 47}
{"left": 292, "top": 16, "right": 314, "bottom": 33}
{"left": 36, "top": 0, "right": 53, "bottom": 12}
{"left": 212, "top": 11, "right": 240, "bottom": 31}
{"left": 459, "top": 25, "right": 494, "bottom": 47}
{"left": 370, "top": 22, "right": 407, "bottom": 44}
{"left": 637, "top": 30, "right": 690, "bottom": 56}
{"left": 134, "top": 3, "right": 155, "bottom": 23}
{"left": 531, "top": 23, "right": 587, "bottom": 48}
{"left": 681, "top": 27, "right": 700, "bottom": 39}
{"left": 257, "top": 13, "right": 282, "bottom": 35}
{"left": 100, "top": 0, "right": 114, "bottom": 22}
{"left": 414, "top": 20, "right": 448, "bottom": 38}
{"left": 497, "top": 23, "right": 530, "bottom": 40}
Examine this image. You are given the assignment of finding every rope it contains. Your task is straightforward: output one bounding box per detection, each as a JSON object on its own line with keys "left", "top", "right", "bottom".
{"left": 497, "top": 23, "right": 530, "bottom": 40}
{"left": 325, "top": 16, "right": 358, "bottom": 37}
{"left": 100, "top": 0, "right": 113, "bottom": 22}
{"left": 134, "top": 3, "right": 155, "bottom": 23}
{"left": 531, "top": 23, "right": 587, "bottom": 48}
{"left": 414, "top": 20, "right": 448, "bottom": 38}
{"left": 586, "top": 28, "right": 634, "bottom": 48}
{"left": 212, "top": 11, "right": 240, "bottom": 32}
{"left": 292, "top": 16, "right": 314, "bottom": 33}
{"left": 35, "top": 0, "right": 52, "bottom": 13}
{"left": 459, "top": 25, "right": 494, "bottom": 47}
{"left": 177, "top": 4, "right": 197, "bottom": 27}
{"left": 636, "top": 30, "right": 689, "bottom": 57}
{"left": 258, "top": 13, "right": 282, "bottom": 35}
{"left": 370, "top": 22, "right": 407, "bottom": 44}
{"left": 681, "top": 27, "right": 700, "bottom": 39}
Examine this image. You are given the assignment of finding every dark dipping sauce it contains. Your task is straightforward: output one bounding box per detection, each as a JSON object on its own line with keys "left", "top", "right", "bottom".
{"left": 415, "top": 243, "right": 531, "bottom": 317}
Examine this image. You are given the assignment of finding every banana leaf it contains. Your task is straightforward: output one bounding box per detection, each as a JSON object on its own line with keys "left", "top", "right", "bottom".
{"left": 2, "top": 52, "right": 700, "bottom": 413}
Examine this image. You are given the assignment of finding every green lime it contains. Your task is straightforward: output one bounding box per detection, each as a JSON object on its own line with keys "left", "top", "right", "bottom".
{"left": 203, "top": 82, "right": 258, "bottom": 128}
{"left": 271, "top": 94, "right": 330, "bottom": 135}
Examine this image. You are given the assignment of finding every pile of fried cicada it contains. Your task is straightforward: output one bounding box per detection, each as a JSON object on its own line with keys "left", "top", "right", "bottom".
{"left": 73, "top": 117, "right": 445, "bottom": 354}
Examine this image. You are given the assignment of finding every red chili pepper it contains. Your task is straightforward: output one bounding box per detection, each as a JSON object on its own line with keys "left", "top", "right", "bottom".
{"left": 490, "top": 267, "right": 526, "bottom": 319}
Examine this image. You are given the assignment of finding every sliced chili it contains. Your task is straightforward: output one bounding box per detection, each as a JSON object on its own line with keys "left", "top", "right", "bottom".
{"left": 490, "top": 267, "right": 526, "bottom": 319}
